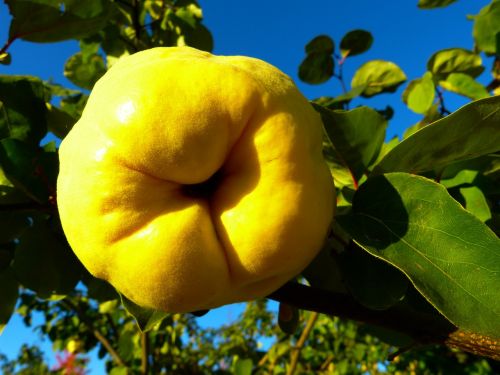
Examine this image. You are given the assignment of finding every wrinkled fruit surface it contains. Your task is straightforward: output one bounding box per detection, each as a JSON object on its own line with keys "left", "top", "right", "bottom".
{"left": 57, "top": 47, "right": 335, "bottom": 313}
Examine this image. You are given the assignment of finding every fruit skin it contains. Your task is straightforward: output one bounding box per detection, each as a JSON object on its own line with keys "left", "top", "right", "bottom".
{"left": 57, "top": 46, "right": 335, "bottom": 313}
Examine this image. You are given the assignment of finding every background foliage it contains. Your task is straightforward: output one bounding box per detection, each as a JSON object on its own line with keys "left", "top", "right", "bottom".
{"left": 0, "top": 0, "right": 499, "bottom": 374}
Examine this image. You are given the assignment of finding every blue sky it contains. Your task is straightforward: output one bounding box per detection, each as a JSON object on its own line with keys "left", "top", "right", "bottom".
{"left": 0, "top": 0, "right": 493, "bottom": 372}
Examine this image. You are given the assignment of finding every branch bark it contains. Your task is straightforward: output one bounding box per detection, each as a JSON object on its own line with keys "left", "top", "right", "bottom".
{"left": 267, "top": 282, "right": 499, "bottom": 361}
{"left": 287, "top": 311, "right": 319, "bottom": 375}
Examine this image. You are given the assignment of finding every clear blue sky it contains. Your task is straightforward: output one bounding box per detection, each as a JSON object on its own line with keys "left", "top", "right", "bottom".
{"left": 0, "top": 0, "right": 493, "bottom": 372}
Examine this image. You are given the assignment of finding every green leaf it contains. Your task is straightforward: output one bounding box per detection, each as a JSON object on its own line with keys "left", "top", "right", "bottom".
{"left": 60, "top": 93, "right": 88, "bottom": 120}
{"left": 303, "top": 245, "right": 345, "bottom": 293}
{"left": 316, "top": 85, "right": 367, "bottom": 107}
{"left": 472, "top": 0, "right": 500, "bottom": 55}
{"left": 120, "top": 293, "right": 168, "bottom": 332}
{"left": 351, "top": 60, "right": 406, "bottom": 97}
{"left": 0, "top": 211, "right": 30, "bottom": 243}
{"left": 338, "top": 243, "right": 408, "bottom": 311}
{"left": 83, "top": 274, "right": 117, "bottom": 302}
{"left": 402, "top": 72, "right": 435, "bottom": 114}
{"left": 0, "top": 139, "right": 58, "bottom": 203}
{"left": 439, "top": 73, "right": 490, "bottom": 100}
{"left": 12, "top": 217, "right": 82, "bottom": 298}
{"left": 0, "top": 75, "right": 47, "bottom": 145}
{"left": 427, "top": 48, "right": 484, "bottom": 79}
{"left": 6, "top": 0, "right": 111, "bottom": 43}
{"left": 182, "top": 23, "right": 214, "bottom": 52}
{"left": 234, "top": 358, "right": 253, "bottom": 375}
{"left": 340, "top": 30, "right": 373, "bottom": 58}
{"left": 373, "top": 96, "right": 500, "bottom": 175}
{"left": 314, "top": 105, "right": 387, "bottom": 182}
{"left": 337, "top": 173, "right": 500, "bottom": 338}
{"left": 458, "top": 186, "right": 492, "bottom": 222}
{"left": 298, "top": 53, "right": 334, "bottom": 84}
{"left": 418, "top": 0, "right": 458, "bottom": 9}
{"left": 305, "top": 35, "right": 334, "bottom": 54}
{"left": 0, "top": 268, "right": 19, "bottom": 334}
{"left": 278, "top": 303, "right": 299, "bottom": 334}
{"left": 64, "top": 52, "right": 106, "bottom": 90}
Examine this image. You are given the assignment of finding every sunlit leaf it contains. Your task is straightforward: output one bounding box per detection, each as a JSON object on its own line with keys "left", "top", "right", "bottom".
{"left": 64, "top": 52, "right": 106, "bottom": 90}
{"left": 402, "top": 72, "right": 435, "bottom": 114}
{"left": 427, "top": 48, "right": 484, "bottom": 78}
{"left": 439, "top": 73, "right": 490, "bottom": 100}
{"left": 120, "top": 293, "right": 168, "bottom": 332}
{"left": 337, "top": 173, "right": 500, "bottom": 338}
{"left": 373, "top": 96, "right": 500, "bottom": 175}
{"left": 351, "top": 60, "right": 406, "bottom": 97}
{"left": 472, "top": 0, "right": 500, "bottom": 55}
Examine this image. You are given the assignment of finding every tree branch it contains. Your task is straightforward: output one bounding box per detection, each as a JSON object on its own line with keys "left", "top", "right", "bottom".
{"left": 62, "top": 299, "right": 127, "bottom": 367}
{"left": 140, "top": 331, "right": 150, "bottom": 375}
{"left": 267, "top": 282, "right": 499, "bottom": 361}
{"left": 287, "top": 311, "right": 319, "bottom": 375}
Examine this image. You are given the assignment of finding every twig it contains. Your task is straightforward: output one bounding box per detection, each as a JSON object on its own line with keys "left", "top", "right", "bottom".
{"left": 287, "top": 312, "right": 319, "bottom": 375}
{"left": 62, "top": 299, "right": 127, "bottom": 367}
{"left": 436, "top": 88, "right": 450, "bottom": 116}
{"left": 141, "top": 331, "right": 150, "bottom": 374}
{"left": 267, "top": 282, "right": 499, "bottom": 360}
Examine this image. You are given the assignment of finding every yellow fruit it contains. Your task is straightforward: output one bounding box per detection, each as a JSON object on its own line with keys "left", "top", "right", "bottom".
{"left": 57, "top": 46, "right": 335, "bottom": 313}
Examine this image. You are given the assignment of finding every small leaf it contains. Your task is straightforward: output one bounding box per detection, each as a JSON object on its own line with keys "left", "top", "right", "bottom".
{"left": 439, "top": 73, "right": 490, "bottom": 100}
{"left": 373, "top": 96, "right": 500, "bottom": 175}
{"left": 64, "top": 52, "right": 106, "bottom": 90}
{"left": 472, "top": 1, "right": 500, "bottom": 55}
{"left": 337, "top": 173, "right": 500, "bottom": 338}
{"left": 402, "top": 72, "right": 435, "bottom": 114}
{"left": 351, "top": 60, "right": 406, "bottom": 97}
{"left": 340, "top": 30, "right": 373, "bottom": 58}
{"left": 0, "top": 166, "right": 30, "bottom": 205}
{"left": 418, "top": 0, "right": 458, "bottom": 9}
{"left": 427, "top": 48, "right": 484, "bottom": 79}
{"left": 0, "top": 53, "right": 11, "bottom": 65}
{"left": 0, "top": 75, "right": 47, "bottom": 145}
{"left": 314, "top": 105, "right": 387, "bottom": 182}
{"left": 182, "top": 23, "right": 213, "bottom": 52}
{"left": 458, "top": 186, "right": 492, "bottom": 222}
{"left": 298, "top": 53, "right": 334, "bottom": 84}
{"left": 278, "top": 303, "right": 300, "bottom": 334}
{"left": 234, "top": 358, "right": 253, "bottom": 375}
{"left": 120, "top": 293, "right": 168, "bottom": 332}
{"left": 5, "top": 0, "right": 111, "bottom": 43}
{"left": 338, "top": 243, "right": 408, "bottom": 311}
{"left": 305, "top": 35, "right": 334, "bottom": 54}
{"left": 45, "top": 103, "right": 76, "bottom": 139}
{"left": 0, "top": 268, "right": 19, "bottom": 334}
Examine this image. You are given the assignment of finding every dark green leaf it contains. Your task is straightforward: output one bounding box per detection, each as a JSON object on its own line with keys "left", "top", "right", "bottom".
{"left": 472, "top": 0, "right": 500, "bottom": 55}
{"left": 60, "top": 93, "right": 88, "bottom": 121}
{"left": 6, "top": 0, "right": 111, "bottom": 43}
{"left": 83, "top": 274, "right": 118, "bottom": 302}
{"left": 234, "top": 358, "right": 253, "bottom": 375}
{"left": 0, "top": 139, "right": 58, "bottom": 203}
{"left": 314, "top": 105, "right": 387, "bottom": 181}
{"left": 183, "top": 23, "right": 213, "bottom": 52}
{"left": 0, "top": 211, "right": 30, "bottom": 243}
{"left": 298, "top": 53, "right": 334, "bottom": 84}
{"left": 402, "top": 72, "right": 435, "bottom": 114}
{"left": 305, "top": 35, "right": 334, "bottom": 54}
{"left": 0, "top": 75, "right": 47, "bottom": 145}
{"left": 303, "top": 245, "right": 345, "bottom": 293}
{"left": 337, "top": 173, "right": 500, "bottom": 338}
{"left": 340, "top": 30, "right": 373, "bottom": 57}
{"left": 0, "top": 268, "right": 19, "bottom": 333}
{"left": 418, "top": 0, "right": 458, "bottom": 9}
{"left": 64, "top": 52, "right": 106, "bottom": 90}
{"left": 351, "top": 60, "right": 406, "bottom": 97}
{"left": 338, "top": 243, "right": 408, "bottom": 311}
{"left": 278, "top": 303, "right": 299, "bottom": 334}
{"left": 317, "top": 85, "right": 367, "bottom": 107}
{"left": 0, "top": 166, "right": 30, "bottom": 205}
{"left": 439, "top": 73, "right": 490, "bottom": 100}
{"left": 120, "top": 293, "right": 168, "bottom": 332}
{"left": 373, "top": 96, "right": 500, "bottom": 175}
{"left": 427, "top": 48, "right": 484, "bottom": 78}
{"left": 12, "top": 218, "right": 82, "bottom": 298}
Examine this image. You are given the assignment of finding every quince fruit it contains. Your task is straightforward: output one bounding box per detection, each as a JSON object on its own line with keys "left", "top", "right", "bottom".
{"left": 57, "top": 47, "right": 335, "bottom": 313}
